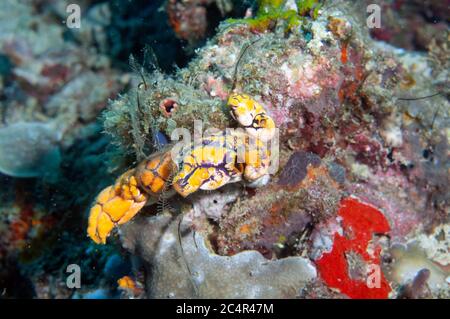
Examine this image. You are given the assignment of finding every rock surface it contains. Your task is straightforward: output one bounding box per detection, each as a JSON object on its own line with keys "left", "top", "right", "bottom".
{"left": 120, "top": 212, "right": 317, "bottom": 298}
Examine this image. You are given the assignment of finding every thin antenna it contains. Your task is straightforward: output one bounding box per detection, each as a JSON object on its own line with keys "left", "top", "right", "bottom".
{"left": 397, "top": 92, "right": 442, "bottom": 101}
{"left": 397, "top": 90, "right": 446, "bottom": 132}
{"left": 230, "top": 37, "right": 263, "bottom": 93}
{"left": 129, "top": 54, "right": 148, "bottom": 90}
{"left": 136, "top": 90, "right": 145, "bottom": 117}
{"left": 177, "top": 214, "right": 200, "bottom": 296}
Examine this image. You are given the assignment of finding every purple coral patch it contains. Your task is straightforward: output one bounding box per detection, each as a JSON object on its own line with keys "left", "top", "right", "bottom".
{"left": 278, "top": 151, "right": 322, "bottom": 186}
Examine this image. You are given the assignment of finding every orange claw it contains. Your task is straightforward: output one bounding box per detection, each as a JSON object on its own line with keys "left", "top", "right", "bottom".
{"left": 136, "top": 151, "right": 175, "bottom": 195}
{"left": 87, "top": 169, "right": 148, "bottom": 244}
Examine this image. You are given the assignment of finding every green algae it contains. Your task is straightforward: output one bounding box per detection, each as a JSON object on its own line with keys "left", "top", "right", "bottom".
{"left": 226, "top": 0, "right": 322, "bottom": 33}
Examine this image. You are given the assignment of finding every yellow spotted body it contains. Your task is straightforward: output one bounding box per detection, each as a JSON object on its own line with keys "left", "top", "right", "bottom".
{"left": 227, "top": 93, "right": 276, "bottom": 142}
{"left": 173, "top": 132, "right": 244, "bottom": 197}
{"left": 87, "top": 93, "right": 276, "bottom": 244}
{"left": 87, "top": 169, "right": 148, "bottom": 244}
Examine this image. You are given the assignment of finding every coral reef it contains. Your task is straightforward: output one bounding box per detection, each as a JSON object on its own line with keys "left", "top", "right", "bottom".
{"left": 101, "top": 0, "right": 448, "bottom": 299}
{"left": 0, "top": 0, "right": 448, "bottom": 299}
